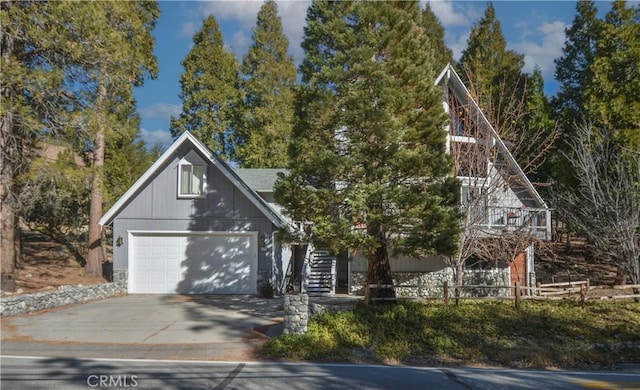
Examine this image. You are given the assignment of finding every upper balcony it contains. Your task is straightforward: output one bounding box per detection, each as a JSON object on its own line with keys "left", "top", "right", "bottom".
{"left": 475, "top": 206, "right": 552, "bottom": 240}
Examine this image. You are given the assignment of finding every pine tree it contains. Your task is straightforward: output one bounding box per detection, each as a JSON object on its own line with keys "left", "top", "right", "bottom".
{"left": 550, "top": 0, "right": 602, "bottom": 196}
{"left": 521, "top": 67, "right": 556, "bottom": 184}
{"left": 62, "top": 1, "right": 159, "bottom": 277}
{"left": 275, "top": 1, "right": 461, "bottom": 304}
{"left": 1, "top": 1, "right": 55, "bottom": 290}
{"left": 170, "top": 16, "right": 241, "bottom": 160}
{"left": 458, "top": 2, "right": 525, "bottom": 127}
{"left": 1, "top": 1, "right": 159, "bottom": 279}
{"left": 553, "top": 0, "right": 601, "bottom": 127}
{"left": 457, "top": 3, "right": 556, "bottom": 180}
{"left": 421, "top": 3, "right": 454, "bottom": 74}
{"left": 236, "top": 0, "right": 296, "bottom": 168}
{"left": 587, "top": 0, "right": 640, "bottom": 150}
{"left": 105, "top": 113, "right": 160, "bottom": 208}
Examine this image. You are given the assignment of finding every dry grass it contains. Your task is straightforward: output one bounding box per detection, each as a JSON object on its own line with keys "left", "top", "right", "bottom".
{"left": 263, "top": 300, "right": 640, "bottom": 369}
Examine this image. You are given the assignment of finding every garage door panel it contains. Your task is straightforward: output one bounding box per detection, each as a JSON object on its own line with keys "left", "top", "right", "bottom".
{"left": 130, "top": 233, "right": 257, "bottom": 294}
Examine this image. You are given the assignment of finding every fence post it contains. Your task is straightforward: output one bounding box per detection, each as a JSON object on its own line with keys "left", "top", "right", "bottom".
{"left": 536, "top": 281, "right": 541, "bottom": 297}
{"left": 364, "top": 281, "right": 369, "bottom": 306}
{"left": 515, "top": 282, "right": 522, "bottom": 311}
{"left": 580, "top": 284, "right": 586, "bottom": 308}
{"left": 444, "top": 281, "right": 449, "bottom": 306}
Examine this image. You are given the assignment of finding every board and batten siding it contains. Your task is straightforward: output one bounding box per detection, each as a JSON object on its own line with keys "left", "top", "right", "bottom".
{"left": 111, "top": 143, "right": 278, "bottom": 281}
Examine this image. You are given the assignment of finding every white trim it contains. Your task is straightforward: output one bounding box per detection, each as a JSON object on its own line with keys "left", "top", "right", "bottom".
{"left": 177, "top": 160, "right": 207, "bottom": 199}
{"left": 127, "top": 230, "right": 259, "bottom": 295}
{"left": 450, "top": 135, "right": 477, "bottom": 144}
{"left": 99, "top": 131, "right": 286, "bottom": 227}
{"left": 127, "top": 230, "right": 258, "bottom": 236}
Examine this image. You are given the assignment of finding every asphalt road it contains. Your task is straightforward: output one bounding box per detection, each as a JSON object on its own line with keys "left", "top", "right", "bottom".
{"left": 2, "top": 356, "right": 639, "bottom": 390}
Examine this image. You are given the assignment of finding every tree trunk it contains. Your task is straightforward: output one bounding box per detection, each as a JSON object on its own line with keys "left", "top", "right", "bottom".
{"left": 0, "top": 194, "right": 16, "bottom": 292}
{"left": 86, "top": 66, "right": 107, "bottom": 278}
{"left": 1, "top": 9, "right": 16, "bottom": 292}
{"left": 454, "top": 258, "right": 464, "bottom": 304}
{"left": 366, "top": 224, "right": 395, "bottom": 304}
{"left": 0, "top": 119, "right": 17, "bottom": 292}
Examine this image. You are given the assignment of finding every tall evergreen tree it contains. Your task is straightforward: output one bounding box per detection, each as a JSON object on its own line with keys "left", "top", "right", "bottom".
{"left": 171, "top": 16, "right": 240, "bottom": 160}
{"left": 458, "top": 2, "right": 525, "bottom": 128}
{"left": 586, "top": 0, "right": 640, "bottom": 150}
{"left": 553, "top": 0, "right": 601, "bottom": 128}
{"left": 550, "top": 0, "right": 601, "bottom": 197}
{"left": 421, "top": 4, "right": 454, "bottom": 74}
{"left": 60, "top": 1, "right": 159, "bottom": 277}
{"left": 2, "top": 1, "right": 159, "bottom": 279}
{"left": 521, "top": 67, "right": 557, "bottom": 184}
{"left": 104, "top": 114, "right": 161, "bottom": 208}
{"left": 236, "top": 0, "right": 296, "bottom": 168}
{"left": 457, "top": 3, "right": 556, "bottom": 180}
{"left": 1, "top": 1, "right": 59, "bottom": 290}
{"left": 275, "top": 1, "right": 461, "bottom": 303}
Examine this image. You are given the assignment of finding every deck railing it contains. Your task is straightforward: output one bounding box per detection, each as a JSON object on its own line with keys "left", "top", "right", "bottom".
{"left": 474, "top": 206, "right": 551, "bottom": 240}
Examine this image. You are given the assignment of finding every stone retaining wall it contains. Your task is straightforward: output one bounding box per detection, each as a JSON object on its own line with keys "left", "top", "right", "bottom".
{"left": 350, "top": 269, "right": 510, "bottom": 298}
{"left": 0, "top": 282, "right": 127, "bottom": 317}
{"left": 284, "top": 294, "right": 360, "bottom": 335}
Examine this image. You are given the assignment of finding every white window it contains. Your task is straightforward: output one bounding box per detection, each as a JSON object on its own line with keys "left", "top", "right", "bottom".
{"left": 179, "top": 163, "right": 205, "bottom": 197}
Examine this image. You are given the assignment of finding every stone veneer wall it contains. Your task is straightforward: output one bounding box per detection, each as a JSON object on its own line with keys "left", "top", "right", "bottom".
{"left": 350, "top": 269, "right": 510, "bottom": 298}
{"left": 0, "top": 281, "right": 127, "bottom": 317}
{"left": 283, "top": 294, "right": 309, "bottom": 334}
{"left": 113, "top": 269, "right": 128, "bottom": 284}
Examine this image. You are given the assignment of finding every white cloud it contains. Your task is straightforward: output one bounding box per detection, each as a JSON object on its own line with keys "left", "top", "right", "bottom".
{"left": 275, "top": 1, "right": 310, "bottom": 65}
{"left": 138, "top": 103, "right": 181, "bottom": 121}
{"left": 140, "top": 128, "right": 173, "bottom": 149}
{"left": 511, "top": 20, "right": 566, "bottom": 76}
{"left": 229, "top": 30, "right": 251, "bottom": 59}
{"left": 198, "top": 0, "right": 309, "bottom": 66}
{"left": 427, "top": 0, "right": 474, "bottom": 27}
{"left": 448, "top": 31, "right": 470, "bottom": 62}
{"left": 424, "top": 1, "right": 479, "bottom": 62}
{"left": 180, "top": 21, "right": 199, "bottom": 38}
{"left": 200, "top": 1, "right": 264, "bottom": 29}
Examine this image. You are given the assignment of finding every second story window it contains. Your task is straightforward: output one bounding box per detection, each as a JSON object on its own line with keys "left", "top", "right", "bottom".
{"left": 179, "top": 163, "right": 205, "bottom": 197}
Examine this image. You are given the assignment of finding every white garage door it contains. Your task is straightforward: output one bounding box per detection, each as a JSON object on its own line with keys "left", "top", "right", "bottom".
{"left": 129, "top": 232, "right": 258, "bottom": 294}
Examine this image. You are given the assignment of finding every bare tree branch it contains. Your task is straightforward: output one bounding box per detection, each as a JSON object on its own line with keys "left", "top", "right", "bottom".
{"left": 554, "top": 122, "right": 640, "bottom": 286}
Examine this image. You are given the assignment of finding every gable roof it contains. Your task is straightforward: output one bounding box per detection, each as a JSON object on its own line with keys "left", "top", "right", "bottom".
{"left": 435, "top": 64, "right": 548, "bottom": 209}
{"left": 235, "top": 168, "right": 288, "bottom": 193}
{"left": 99, "top": 131, "right": 288, "bottom": 227}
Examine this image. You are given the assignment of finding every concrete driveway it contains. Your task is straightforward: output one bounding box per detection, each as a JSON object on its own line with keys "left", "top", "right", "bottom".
{"left": 1, "top": 295, "right": 284, "bottom": 360}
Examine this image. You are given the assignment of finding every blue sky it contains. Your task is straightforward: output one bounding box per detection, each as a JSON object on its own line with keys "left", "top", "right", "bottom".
{"left": 134, "top": 0, "right": 612, "bottom": 149}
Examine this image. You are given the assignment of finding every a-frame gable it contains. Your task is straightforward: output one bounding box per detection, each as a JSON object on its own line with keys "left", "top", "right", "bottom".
{"left": 435, "top": 64, "right": 548, "bottom": 209}
{"left": 99, "top": 131, "right": 287, "bottom": 227}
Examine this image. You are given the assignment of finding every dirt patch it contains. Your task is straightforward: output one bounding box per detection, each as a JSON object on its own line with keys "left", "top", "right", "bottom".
{"left": 535, "top": 240, "right": 638, "bottom": 300}
{"left": 536, "top": 239, "right": 625, "bottom": 286}
{"left": 4, "top": 230, "right": 107, "bottom": 296}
